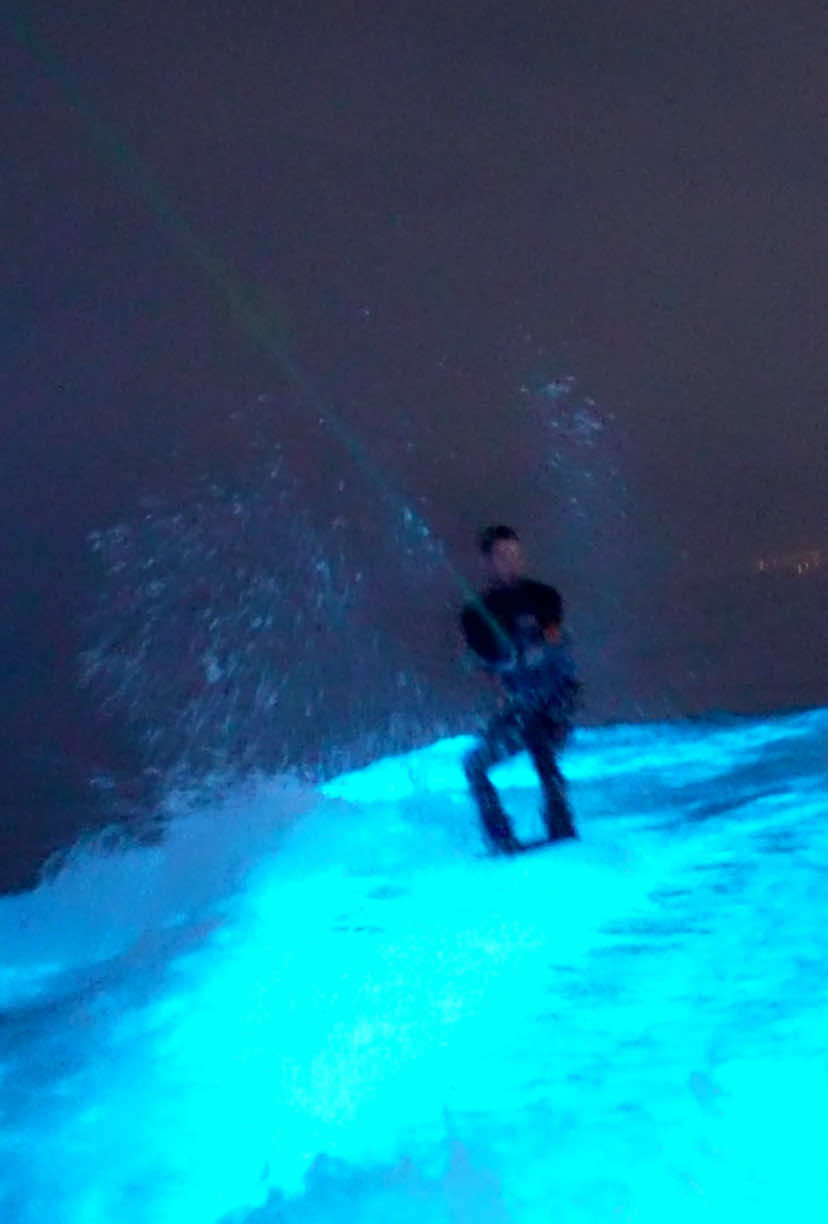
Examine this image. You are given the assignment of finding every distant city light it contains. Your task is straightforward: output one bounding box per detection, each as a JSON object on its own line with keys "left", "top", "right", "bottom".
{"left": 755, "top": 548, "right": 824, "bottom": 576}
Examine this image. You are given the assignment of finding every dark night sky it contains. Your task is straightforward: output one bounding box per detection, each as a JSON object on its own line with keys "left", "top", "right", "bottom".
{"left": 2, "top": 1, "right": 827, "bottom": 881}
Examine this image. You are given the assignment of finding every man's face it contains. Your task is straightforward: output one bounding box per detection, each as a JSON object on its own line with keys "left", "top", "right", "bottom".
{"left": 488, "top": 537, "right": 525, "bottom": 584}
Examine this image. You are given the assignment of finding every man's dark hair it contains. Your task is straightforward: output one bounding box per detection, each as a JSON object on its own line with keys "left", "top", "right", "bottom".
{"left": 478, "top": 524, "right": 519, "bottom": 556}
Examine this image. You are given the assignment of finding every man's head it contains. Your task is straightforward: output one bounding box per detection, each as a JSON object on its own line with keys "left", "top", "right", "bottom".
{"left": 478, "top": 524, "right": 525, "bottom": 584}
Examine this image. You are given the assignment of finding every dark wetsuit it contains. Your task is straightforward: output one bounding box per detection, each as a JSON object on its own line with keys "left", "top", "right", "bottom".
{"left": 461, "top": 579, "right": 578, "bottom": 851}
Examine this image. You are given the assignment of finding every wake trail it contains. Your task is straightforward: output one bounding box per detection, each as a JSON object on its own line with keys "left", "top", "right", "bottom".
{"left": 2, "top": 709, "right": 826, "bottom": 1223}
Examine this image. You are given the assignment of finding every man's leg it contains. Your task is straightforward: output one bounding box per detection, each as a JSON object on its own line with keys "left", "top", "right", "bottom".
{"left": 523, "top": 714, "right": 578, "bottom": 841}
{"left": 463, "top": 706, "right": 524, "bottom": 852}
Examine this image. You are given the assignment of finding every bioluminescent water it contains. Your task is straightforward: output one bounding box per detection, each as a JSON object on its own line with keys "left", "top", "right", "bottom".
{"left": 2, "top": 707, "right": 827, "bottom": 1222}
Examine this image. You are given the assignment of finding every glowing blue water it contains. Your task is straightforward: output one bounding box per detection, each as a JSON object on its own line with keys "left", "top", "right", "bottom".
{"left": 2, "top": 709, "right": 827, "bottom": 1222}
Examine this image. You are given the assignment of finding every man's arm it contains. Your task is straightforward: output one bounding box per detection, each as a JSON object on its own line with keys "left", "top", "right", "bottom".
{"left": 460, "top": 602, "right": 502, "bottom": 667}
{"left": 529, "top": 581, "right": 564, "bottom": 642}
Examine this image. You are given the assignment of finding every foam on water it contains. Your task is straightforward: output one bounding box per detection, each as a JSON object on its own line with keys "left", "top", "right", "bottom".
{"left": 2, "top": 709, "right": 827, "bottom": 1222}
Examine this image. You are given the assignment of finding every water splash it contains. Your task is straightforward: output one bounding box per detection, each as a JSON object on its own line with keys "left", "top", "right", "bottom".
{"left": 78, "top": 444, "right": 453, "bottom": 795}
